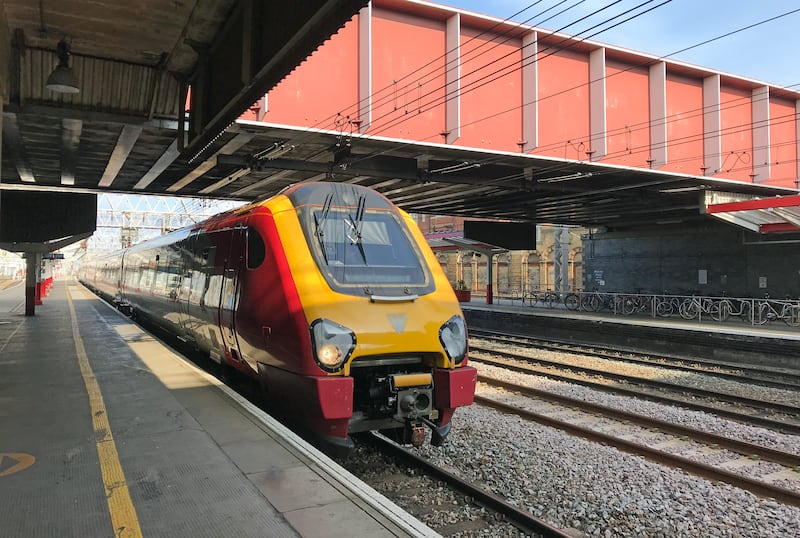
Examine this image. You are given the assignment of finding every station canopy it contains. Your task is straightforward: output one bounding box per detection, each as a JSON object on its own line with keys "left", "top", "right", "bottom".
{"left": 2, "top": 1, "right": 798, "bottom": 231}
{"left": 704, "top": 192, "right": 800, "bottom": 234}
{"left": 3, "top": 115, "right": 798, "bottom": 229}
{"left": 209, "top": 122, "right": 799, "bottom": 229}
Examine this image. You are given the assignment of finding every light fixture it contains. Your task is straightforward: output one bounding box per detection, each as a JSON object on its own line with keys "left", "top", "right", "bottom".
{"left": 46, "top": 40, "right": 80, "bottom": 94}
{"left": 255, "top": 141, "right": 295, "bottom": 160}
{"left": 538, "top": 172, "right": 592, "bottom": 183}
{"left": 430, "top": 161, "right": 481, "bottom": 174}
{"left": 658, "top": 186, "right": 700, "bottom": 194}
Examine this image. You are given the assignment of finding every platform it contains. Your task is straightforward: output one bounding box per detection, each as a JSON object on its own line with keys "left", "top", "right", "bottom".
{"left": 461, "top": 297, "right": 800, "bottom": 370}
{"left": 0, "top": 279, "right": 436, "bottom": 538}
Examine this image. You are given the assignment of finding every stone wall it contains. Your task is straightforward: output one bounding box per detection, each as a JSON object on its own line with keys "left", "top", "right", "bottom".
{"left": 434, "top": 225, "right": 584, "bottom": 296}
{"left": 582, "top": 222, "right": 800, "bottom": 297}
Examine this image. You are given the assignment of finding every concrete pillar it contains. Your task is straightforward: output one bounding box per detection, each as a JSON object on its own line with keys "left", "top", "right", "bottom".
{"left": 485, "top": 253, "right": 494, "bottom": 305}
{"left": 0, "top": 96, "right": 3, "bottom": 179}
{"left": 42, "top": 259, "right": 53, "bottom": 297}
{"left": 553, "top": 226, "right": 570, "bottom": 294}
{"left": 35, "top": 257, "right": 43, "bottom": 305}
{"left": 25, "top": 253, "right": 40, "bottom": 315}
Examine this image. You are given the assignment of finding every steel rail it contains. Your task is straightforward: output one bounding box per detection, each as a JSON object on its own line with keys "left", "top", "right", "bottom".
{"left": 470, "top": 353, "right": 800, "bottom": 435}
{"left": 478, "top": 374, "right": 800, "bottom": 468}
{"left": 363, "top": 432, "right": 573, "bottom": 538}
{"left": 470, "top": 329, "right": 800, "bottom": 391}
{"left": 470, "top": 346, "right": 800, "bottom": 416}
{"left": 473, "top": 394, "right": 800, "bottom": 508}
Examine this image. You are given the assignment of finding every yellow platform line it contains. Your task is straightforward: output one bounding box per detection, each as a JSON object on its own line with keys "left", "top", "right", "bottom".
{"left": 67, "top": 285, "right": 143, "bottom": 538}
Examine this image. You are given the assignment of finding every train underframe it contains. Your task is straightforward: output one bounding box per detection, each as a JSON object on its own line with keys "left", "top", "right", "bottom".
{"left": 257, "top": 359, "right": 477, "bottom": 456}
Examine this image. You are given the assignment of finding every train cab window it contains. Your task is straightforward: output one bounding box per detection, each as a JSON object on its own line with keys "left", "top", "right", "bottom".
{"left": 302, "top": 207, "right": 434, "bottom": 296}
{"left": 247, "top": 227, "right": 265, "bottom": 269}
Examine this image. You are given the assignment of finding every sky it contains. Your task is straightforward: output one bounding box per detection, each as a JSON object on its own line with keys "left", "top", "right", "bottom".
{"left": 442, "top": 0, "right": 800, "bottom": 88}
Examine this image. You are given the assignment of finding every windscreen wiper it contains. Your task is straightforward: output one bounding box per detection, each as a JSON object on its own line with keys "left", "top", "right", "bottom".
{"left": 346, "top": 195, "right": 367, "bottom": 264}
{"left": 315, "top": 193, "right": 334, "bottom": 264}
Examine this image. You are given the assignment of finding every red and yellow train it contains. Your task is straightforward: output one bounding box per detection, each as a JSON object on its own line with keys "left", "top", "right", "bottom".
{"left": 81, "top": 182, "right": 476, "bottom": 453}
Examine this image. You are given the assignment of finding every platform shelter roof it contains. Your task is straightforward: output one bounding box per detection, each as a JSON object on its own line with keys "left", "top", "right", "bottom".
{"left": 206, "top": 121, "right": 799, "bottom": 230}
{"left": 704, "top": 193, "right": 800, "bottom": 234}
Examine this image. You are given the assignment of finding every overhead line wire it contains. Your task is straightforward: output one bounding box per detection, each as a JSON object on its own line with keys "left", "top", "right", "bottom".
{"left": 446, "top": 5, "right": 800, "bottom": 156}
{"left": 340, "top": 1, "right": 670, "bottom": 170}
{"left": 238, "top": 1, "right": 640, "bottom": 180}
{"left": 341, "top": 4, "right": 800, "bottom": 189}
{"left": 362, "top": 0, "right": 653, "bottom": 138}
{"left": 259, "top": 0, "right": 561, "bottom": 154}
{"left": 338, "top": 0, "right": 659, "bottom": 144}
{"left": 233, "top": 3, "right": 798, "bottom": 204}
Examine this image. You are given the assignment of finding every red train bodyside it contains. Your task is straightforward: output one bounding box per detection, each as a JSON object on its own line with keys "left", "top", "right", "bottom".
{"left": 81, "top": 183, "right": 476, "bottom": 453}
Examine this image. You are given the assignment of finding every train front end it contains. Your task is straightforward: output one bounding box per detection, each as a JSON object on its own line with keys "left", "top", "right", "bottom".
{"left": 270, "top": 183, "right": 476, "bottom": 451}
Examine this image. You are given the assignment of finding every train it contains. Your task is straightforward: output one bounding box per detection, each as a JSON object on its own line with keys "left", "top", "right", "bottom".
{"left": 80, "top": 181, "right": 477, "bottom": 454}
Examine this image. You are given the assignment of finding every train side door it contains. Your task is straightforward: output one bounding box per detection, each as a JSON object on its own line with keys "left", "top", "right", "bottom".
{"left": 177, "top": 235, "right": 194, "bottom": 340}
{"left": 218, "top": 226, "right": 245, "bottom": 364}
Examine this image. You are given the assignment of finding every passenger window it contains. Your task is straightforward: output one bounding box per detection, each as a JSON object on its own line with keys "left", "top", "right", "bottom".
{"left": 247, "top": 227, "right": 266, "bottom": 269}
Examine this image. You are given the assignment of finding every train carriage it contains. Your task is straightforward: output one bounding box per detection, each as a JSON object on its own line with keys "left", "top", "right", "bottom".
{"left": 81, "top": 182, "right": 477, "bottom": 453}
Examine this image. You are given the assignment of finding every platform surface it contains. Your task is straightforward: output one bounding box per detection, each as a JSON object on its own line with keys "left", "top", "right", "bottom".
{"left": 461, "top": 294, "right": 800, "bottom": 372}
{"left": 463, "top": 295, "right": 800, "bottom": 341}
{"left": 0, "top": 279, "right": 436, "bottom": 538}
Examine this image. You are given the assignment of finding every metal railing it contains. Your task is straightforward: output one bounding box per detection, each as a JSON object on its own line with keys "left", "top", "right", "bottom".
{"left": 492, "top": 289, "right": 800, "bottom": 328}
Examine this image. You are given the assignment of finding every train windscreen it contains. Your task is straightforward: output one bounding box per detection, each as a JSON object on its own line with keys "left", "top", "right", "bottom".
{"left": 300, "top": 205, "right": 435, "bottom": 297}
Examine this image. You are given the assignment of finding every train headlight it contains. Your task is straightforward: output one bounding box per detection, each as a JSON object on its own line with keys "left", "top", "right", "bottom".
{"left": 310, "top": 319, "right": 356, "bottom": 372}
{"left": 439, "top": 315, "right": 467, "bottom": 365}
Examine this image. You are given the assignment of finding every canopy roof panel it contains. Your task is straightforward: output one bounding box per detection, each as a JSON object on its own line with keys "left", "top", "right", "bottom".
{"left": 704, "top": 193, "right": 800, "bottom": 233}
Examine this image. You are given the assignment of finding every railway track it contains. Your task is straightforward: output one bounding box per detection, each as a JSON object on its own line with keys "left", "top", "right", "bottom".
{"left": 470, "top": 329, "right": 800, "bottom": 391}
{"left": 145, "top": 327, "right": 575, "bottom": 535}
{"left": 348, "top": 432, "right": 573, "bottom": 537}
{"left": 469, "top": 347, "right": 800, "bottom": 435}
{"left": 475, "top": 375, "right": 800, "bottom": 507}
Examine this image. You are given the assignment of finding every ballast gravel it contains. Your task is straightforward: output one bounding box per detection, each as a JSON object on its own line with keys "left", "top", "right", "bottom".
{"left": 410, "top": 357, "right": 800, "bottom": 537}
{"left": 476, "top": 357, "right": 800, "bottom": 456}
{"left": 414, "top": 403, "right": 800, "bottom": 537}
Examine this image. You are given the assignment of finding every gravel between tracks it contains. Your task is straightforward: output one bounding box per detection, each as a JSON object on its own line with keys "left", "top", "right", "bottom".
{"left": 475, "top": 359, "right": 800, "bottom": 455}
{"left": 474, "top": 340, "right": 800, "bottom": 409}
{"left": 410, "top": 362, "right": 800, "bottom": 537}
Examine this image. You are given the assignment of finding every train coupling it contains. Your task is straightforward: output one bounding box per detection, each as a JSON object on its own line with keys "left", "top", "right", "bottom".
{"left": 401, "top": 418, "right": 446, "bottom": 447}
{"left": 410, "top": 423, "right": 425, "bottom": 447}
{"left": 391, "top": 373, "right": 433, "bottom": 421}
{"left": 390, "top": 373, "right": 442, "bottom": 447}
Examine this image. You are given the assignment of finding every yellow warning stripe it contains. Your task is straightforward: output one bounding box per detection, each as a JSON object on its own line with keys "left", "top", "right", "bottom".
{"left": 67, "top": 285, "right": 143, "bottom": 538}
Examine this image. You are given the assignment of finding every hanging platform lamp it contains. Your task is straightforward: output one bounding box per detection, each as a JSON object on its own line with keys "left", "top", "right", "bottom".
{"left": 46, "top": 40, "right": 80, "bottom": 94}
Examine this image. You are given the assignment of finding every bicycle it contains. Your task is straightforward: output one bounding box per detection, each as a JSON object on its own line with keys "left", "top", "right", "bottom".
{"left": 750, "top": 295, "right": 800, "bottom": 326}
{"left": 581, "top": 289, "right": 607, "bottom": 312}
{"left": 540, "top": 290, "right": 559, "bottom": 308}
{"left": 564, "top": 291, "right": 581, "bottom": 310}
{"left": 678, "top": 295, "right": 717, "bottom": 320}
{"left": 708, "top": 292, "right": 749, "bottom": 322}
{"left": 620, "top": 293, "right": 652, "bottom": 316}
{"left": 524, "top": 289, "right": 539, "bottom": 307}
{"left": 653, "top": 292, "right": 681, "bottom": 317}
{"left": 606, "top": 293, "right": 625, "bottom": 314}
